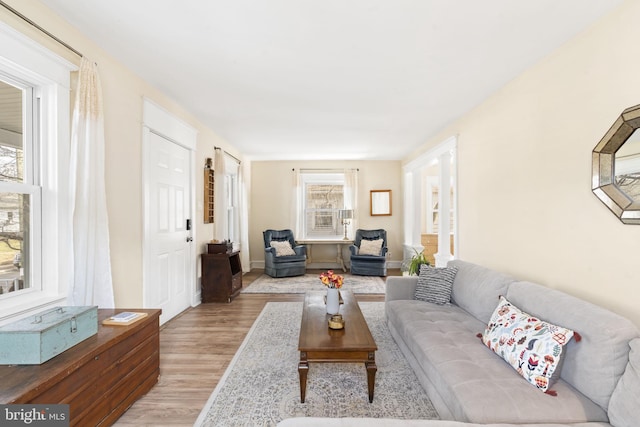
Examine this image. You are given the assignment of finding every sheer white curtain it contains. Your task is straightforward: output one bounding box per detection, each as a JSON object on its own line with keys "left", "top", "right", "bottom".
{"left": 344, "top": 168, "right": 359, "bottom": 237}
{"left": 238, "top": 164, "right": 250, "bottom": 272}
{"left": 213, "top": 148, "right": 227, "bottom": 240}
{"left": 291, "top": 169, "right": 303, "bottom": 236}
{"left": 68, "top": 58, "right": 114, "bottom": 307}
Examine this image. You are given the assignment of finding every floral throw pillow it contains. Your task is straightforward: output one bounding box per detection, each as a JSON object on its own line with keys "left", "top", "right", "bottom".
{"left": 481, "top": 296, "right": 576, "bottom": 393}
{"left": 270, "top": 240, "right": 296, "bottom": 256}
{"left": 358, "top": 238, "right": 383, "bottom": 256}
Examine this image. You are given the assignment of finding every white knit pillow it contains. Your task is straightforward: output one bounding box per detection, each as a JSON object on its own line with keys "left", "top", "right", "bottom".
{"left": 270, "top": 240, "right": 296, "bottom": 256}
{"left": 359, "top": 239, "right": 383, "bottom": 256}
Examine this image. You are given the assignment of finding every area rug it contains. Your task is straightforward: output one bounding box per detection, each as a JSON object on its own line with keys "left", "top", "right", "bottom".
{"left": 194, "top": 301, "right": 439, "bottom": 426}
{"left": 242, "top": 274, "right": 386, "bottom": 294}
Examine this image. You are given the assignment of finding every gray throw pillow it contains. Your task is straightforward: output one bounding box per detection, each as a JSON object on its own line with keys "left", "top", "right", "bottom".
{"left": 414, "top": 264, "right": 458, "bottom": 305}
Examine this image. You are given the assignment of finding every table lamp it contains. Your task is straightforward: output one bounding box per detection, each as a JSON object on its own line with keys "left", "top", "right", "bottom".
{"left": 338, "top": 209, "right": 353, "bottom": 240}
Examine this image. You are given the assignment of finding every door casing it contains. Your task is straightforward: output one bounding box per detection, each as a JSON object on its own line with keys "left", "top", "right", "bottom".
{"left": 142, "top": 98, "right": 198, "bottom": 325}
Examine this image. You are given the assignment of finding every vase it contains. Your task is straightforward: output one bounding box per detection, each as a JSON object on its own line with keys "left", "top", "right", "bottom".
{"left": 326, "top": 288, "right": 340, "bottom": 315}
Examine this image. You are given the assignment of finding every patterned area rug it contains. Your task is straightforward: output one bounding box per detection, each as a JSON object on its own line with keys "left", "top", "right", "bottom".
{"left": 242, "top": 274, "right": 386, "bottom": 294}
{"left": 194, "top": 301, "right": 439, "bottom": 426}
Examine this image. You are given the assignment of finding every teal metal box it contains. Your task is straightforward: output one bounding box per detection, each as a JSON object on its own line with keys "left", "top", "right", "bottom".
{"left": 0, "top": 306, "right": 98, "bottom": 365}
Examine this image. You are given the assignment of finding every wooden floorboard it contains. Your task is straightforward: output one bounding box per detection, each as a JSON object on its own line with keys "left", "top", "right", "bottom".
{"left": 112, "top": 269, "right": 396, "bottom": 426}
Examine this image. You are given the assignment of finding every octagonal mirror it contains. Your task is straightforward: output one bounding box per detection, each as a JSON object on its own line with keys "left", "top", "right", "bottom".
{"left": 592, "top": 104, "right": 640, "bottom": 224}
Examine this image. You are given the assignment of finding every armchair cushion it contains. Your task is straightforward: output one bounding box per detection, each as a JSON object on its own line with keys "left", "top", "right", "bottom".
{"left": 270, "top": 240, "right": 296, "bottom": 256}
{"left": 358, "top": 238, "right": 384, "bottom": 256}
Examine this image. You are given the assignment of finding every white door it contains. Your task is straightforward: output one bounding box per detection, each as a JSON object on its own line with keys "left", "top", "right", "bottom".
{"left": 145, "top": 130, "right": 192, "bottom": 324}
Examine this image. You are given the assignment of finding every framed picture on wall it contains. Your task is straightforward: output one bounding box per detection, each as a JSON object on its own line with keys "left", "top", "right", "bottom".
{"left": 370, "top": 189, "right": 392, "bottom": 216}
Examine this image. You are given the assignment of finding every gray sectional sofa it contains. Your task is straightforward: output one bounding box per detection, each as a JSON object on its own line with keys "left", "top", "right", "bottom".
{"left": 278, "top": 260, "right": 640, "bottom": 427}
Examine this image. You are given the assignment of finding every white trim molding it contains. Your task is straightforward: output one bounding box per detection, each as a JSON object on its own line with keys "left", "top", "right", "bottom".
{"left": 142, "top": 98, "right": 200, "bottom": 316}
{"left": 403, "top": 136, "right": 458, "bottom": 268}
{"left": 0, "top": 20, "right": 76, "bottom": 324}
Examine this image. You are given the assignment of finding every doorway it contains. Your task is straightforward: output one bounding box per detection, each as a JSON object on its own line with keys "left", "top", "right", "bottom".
{"left": 142, "top": 99, "right": 197, "bottom": 325}
{"left": 403, "top": 136, "right": 457, "bottom": 268}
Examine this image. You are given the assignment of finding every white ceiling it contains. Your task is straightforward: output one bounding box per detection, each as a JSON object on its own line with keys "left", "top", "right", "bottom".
{"left": 39, "top": 0, "right": 622, "bottom": 161}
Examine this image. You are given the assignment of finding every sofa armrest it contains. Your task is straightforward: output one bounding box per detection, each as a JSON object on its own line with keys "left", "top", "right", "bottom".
{"left": 385, "top": 276, "right": 418, "bottom": 302}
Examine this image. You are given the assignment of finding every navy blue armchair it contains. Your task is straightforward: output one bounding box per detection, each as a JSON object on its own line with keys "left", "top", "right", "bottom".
{"left": 349, "top": 229, "right": 388, "bottom": 276}
{"left": 263, "top": 229, "right": 307, "bottom": 278}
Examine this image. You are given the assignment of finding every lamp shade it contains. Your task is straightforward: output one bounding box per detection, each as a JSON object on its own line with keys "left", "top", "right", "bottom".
{"left": 339, "top": 209, "right": 353, "bottom": 220}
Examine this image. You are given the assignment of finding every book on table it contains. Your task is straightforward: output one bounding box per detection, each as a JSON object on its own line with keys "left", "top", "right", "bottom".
{"left": 102, "top": 311, "right": 148, "bottom": 326}
{"left": 110, "top": 312, "right": 140, "bottom": 322}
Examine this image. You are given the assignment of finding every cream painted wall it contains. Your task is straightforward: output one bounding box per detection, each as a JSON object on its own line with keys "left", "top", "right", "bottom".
{"left": 1, "top": 0, "right": 240, "bottom": 308}
{"left": 250, "top": 161, "right": 402, "bottom": 269}
{"left": 405, "top": 0, "right": 640, "bottom": 326}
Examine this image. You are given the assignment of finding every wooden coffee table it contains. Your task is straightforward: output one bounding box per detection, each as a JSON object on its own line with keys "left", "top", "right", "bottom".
{"left": 298, "top": 290, "right": 377, "bottom": 403}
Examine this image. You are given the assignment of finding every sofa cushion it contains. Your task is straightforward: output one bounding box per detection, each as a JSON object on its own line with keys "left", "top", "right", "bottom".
{"left": 270, "top": 240, "right": 296, "bottom": 256}
{"left": 507, "top": 281, "right": 640, "bottom": 411}
{"left": 447, "top": 260, "right": 515, "bottom": 324}
{"left": 414, "top": 265, "right": 458, "bottom": 305}
{"left": 386, "top": 299, "right": 608, "bottom": 424}
{"left": 482, "top": 295, "right": 575, "bottom": 393}
{"left": 608, "top": 337, "right": 640, "bottom": 427}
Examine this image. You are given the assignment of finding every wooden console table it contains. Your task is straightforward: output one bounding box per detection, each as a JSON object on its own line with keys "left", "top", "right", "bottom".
{"left": 298, "top": 240, "right": 353, "bottom": 272}
{"left": 0, "top": 308, "right": 161, "bottom": 427}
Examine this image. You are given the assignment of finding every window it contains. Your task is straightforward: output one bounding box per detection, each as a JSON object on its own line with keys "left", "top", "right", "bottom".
{"left": 0, "top": 22, "right": 74, "bottom": 322}
{"left": 0, "top": 78, "right": 34, "bottom": 296}
{"left": 224, "top": 154, "right": 240, "bottom": 247}
{"left": 304, "top": 178, "right": 344, "bottom": 238}
{"left": 297, "top": 169, "right": 357, "bottom": 240}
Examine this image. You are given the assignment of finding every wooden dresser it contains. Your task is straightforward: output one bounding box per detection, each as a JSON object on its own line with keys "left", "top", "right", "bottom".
{"left": 0, "top": 308, "right": 161, "bottom": 427}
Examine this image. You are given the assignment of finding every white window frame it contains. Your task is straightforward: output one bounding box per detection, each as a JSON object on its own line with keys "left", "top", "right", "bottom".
{"left": 223, "top": 153, "right": 240, "bottom": 247}
{"left": 300, "top": 172, "right": 345, "bottom": 240}
{"left": 0, "top": 21, "right": 75, "bottom": 324}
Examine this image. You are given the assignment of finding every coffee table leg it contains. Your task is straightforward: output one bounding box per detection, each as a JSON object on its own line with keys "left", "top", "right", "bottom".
{"left": 298, "top": 352, "right": 309, "bottom": 403}
{"left": 366, "top": 352, "right": 377, "bottom": 403}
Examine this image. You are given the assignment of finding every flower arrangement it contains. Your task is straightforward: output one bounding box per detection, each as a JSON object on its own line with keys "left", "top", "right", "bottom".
{"left": 319, "top": 270, "right": 344, "bottom": 289}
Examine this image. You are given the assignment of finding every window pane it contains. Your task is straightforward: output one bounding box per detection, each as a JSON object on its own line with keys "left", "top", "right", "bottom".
{"left": 304, "top": 183, "right": 343, "bottom": 237}
{"left": 0, "top": 192, "right": 29, "bottom": 295}
{"left": 0, "top": 80, "right": 24, "bottom": 183}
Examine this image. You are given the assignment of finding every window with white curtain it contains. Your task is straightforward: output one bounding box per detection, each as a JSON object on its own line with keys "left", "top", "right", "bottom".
{"left": 224, "top": 154, "right": 240, "bottom": 246}
{"left": 297, "top": 169, "right": 357, "bottom": 240}
{"left": 0, "top": 22, "right": 74, "bottom": 321}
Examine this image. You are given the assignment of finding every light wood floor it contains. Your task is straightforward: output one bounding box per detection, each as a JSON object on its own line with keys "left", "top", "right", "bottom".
{"left": 113, "top": 269, "right": 397, "bottom": 426}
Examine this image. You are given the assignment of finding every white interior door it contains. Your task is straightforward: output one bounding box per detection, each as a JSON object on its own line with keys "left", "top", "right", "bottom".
{"left": 145, "top": 130, "right": 192, "bottom": 324}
